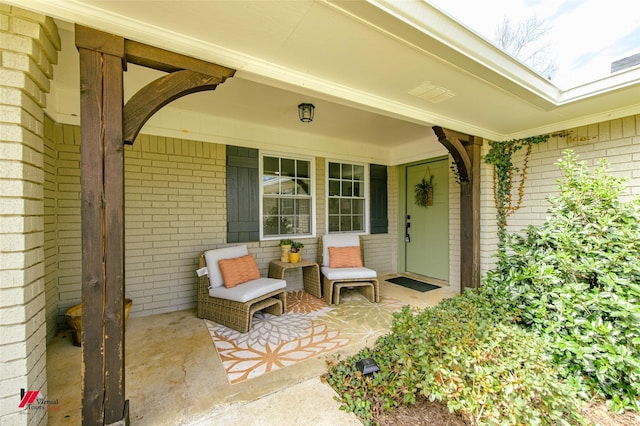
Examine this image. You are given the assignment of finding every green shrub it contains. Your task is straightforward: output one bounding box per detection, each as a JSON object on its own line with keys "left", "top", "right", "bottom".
{"left": 484, "top": 150, "right": 640, "bottom": 412}
{"left": 327, "top": 150, "right": 640, "bottom": 423}
{"left": 327, "top": 294, "right": 585, "bottom": 425}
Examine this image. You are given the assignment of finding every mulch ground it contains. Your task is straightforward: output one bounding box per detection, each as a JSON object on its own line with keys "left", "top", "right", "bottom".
{"left": 375, "top": 396, "right": 468, "bottom": 425}
{"left": 374, "top": 396, "right": 640, "bottom": 426}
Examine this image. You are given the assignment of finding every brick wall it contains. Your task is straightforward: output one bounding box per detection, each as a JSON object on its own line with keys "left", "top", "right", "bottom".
{"left": 0, "top": 5, "right": 59, "bottom": 424}
{"left": 50, "top": 132, "right": 397, "bottom": 319}
{"left": 448, "top": 159, "right": 461, "bottom": 291}
{"left": 124, "top": 135, "right": 227, "bottom": 315}
{"left": 43, "top": 115, "right": 57, "bottom": 340}
{"left": 50, "top": 124, "right": 81, "bottom": 327}
{"left": 361, "top": 164, "right": 398, "bottom": 276}
{"left": 479, "top": 114, "right": 640, "bottom": 276}
{"left": 44, "top": 111, "right": 640, "bottom": 325}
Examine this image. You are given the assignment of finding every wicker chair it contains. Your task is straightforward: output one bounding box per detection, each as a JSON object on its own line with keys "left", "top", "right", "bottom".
{"left": 197, "top": 245, "right": 287, "bottom": 333}
{"left": 318, "top": 235, "right": 380, "bottom": 305}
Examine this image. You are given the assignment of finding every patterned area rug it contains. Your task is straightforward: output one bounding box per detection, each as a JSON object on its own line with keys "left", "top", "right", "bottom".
{"left": 205, "top": 290, "right": 404, "bottom": 384}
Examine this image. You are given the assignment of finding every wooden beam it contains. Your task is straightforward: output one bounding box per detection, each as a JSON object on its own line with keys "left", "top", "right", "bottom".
{"left": 77, "top": 24, "right": 235, "bottom": 425}
{"left": 124, "top": 40, "right": 235, "bottom": 79}
{"left": 77, "top": 24, "right": 127, "bottom": 425}
{"left": 432, "top": 126, "right": 471, "bottom": 182}
{"left": 79, "top": 45, "right": 106, "bottom": 426}
{"left": 123, "top": 70, "right": 224, "bottom": 144}
{"left": 75, "top": 24, "right": 125, "bottom": 62}
{"left": 102, "top": 52, "right": 125, "bottom": 424}
{"left": 460, "top": 136, "right": 482, "bottom": 291}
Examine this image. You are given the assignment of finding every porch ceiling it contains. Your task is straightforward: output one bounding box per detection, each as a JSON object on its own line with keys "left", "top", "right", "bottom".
{"left": 13, "top": 0, "right": 640, "bottom": 161}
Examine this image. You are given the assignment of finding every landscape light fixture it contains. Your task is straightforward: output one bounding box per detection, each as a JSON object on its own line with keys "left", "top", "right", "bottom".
{"left": 298, "top": 103, "right": 315, "bottom": 123}
{"left": 356, "top": 357, "right": 380, "bottom": 375}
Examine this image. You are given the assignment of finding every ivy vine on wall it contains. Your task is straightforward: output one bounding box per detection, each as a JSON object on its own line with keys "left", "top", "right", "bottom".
{"left": 484, "top": 135, "right": 549, "bottom": 253}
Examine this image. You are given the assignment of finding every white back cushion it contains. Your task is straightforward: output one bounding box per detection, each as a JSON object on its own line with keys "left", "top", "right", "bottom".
{"left": 203, "top": 245, "right": 248, "bottom": 288}
{"left": 322, "top": 234, "right": 360, "bottom": 267}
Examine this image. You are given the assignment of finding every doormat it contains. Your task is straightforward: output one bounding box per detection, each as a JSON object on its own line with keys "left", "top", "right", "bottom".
{"left": 205, "top": 290, "right": 403, "bottom": 384}
{"left": 386, "top": 276, "right": 440, "bottom": 292}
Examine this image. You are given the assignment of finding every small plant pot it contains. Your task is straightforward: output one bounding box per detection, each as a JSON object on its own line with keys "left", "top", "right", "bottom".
{"left": 280, "top": 245, "right": 291, "bottom": 262}
{"left": 288, "top": 252, "right": 301, "bottom": 264}
{"left": 66, "top": 298, "right": 133, "bottom": 347}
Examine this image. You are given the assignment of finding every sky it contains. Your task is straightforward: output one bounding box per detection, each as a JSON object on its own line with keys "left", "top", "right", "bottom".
{"left": 429, "top": 0, "right": 640, "bottom": 89}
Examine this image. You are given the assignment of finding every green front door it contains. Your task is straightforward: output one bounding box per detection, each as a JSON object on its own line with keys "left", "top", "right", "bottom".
{"left": 405, "top": 158, "right": 449, "bottom": 281}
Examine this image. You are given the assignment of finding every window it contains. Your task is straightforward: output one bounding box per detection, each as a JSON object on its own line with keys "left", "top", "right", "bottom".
{"left": 327, "top": 161, "right": 367, "bottom": 233}
{"left": 261, "top": 154, "right": 313, "bottom": 238}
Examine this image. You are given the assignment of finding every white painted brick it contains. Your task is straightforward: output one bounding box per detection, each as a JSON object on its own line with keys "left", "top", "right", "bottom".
{"left": 480, "top": 116, "right": 640, "bottom": 279}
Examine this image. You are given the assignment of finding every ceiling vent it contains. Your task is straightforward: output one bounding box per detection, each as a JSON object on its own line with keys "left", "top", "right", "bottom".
{"left": 408, "top": 81, "right": 456, "bottom": 104}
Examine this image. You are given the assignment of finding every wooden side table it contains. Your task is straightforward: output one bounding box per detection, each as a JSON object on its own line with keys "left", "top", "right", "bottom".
{"left": 268, "top": 259, "right": 322, "bottom": 299}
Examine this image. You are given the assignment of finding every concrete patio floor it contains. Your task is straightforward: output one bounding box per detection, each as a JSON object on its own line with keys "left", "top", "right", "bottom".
{"left": 46, "top": 274, "right": 457, "bottom": 425}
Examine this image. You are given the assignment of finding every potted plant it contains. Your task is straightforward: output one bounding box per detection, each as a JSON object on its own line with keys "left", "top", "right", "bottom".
{"left": 279, "top": 239, "right": 293, "bottom": 262}
{"left": 288, "top": 241, "right": 304, "bottom": 264}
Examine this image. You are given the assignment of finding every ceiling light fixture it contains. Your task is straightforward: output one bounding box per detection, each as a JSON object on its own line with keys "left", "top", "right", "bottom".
{"left": 298, "top": 103, "right": 315, "bottom": 123}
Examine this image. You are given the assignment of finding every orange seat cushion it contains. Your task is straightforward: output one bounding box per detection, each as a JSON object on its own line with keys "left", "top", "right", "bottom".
{"left": 328, "top": 246, "right": 363, "bottom": 268}
{"left": 218, "top": 254, "right": 261, "bottom": 288}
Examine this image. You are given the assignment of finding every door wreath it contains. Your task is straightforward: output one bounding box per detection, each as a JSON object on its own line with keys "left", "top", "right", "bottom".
{"left": 415, "top": 168, "right": 434, "bottom": 207}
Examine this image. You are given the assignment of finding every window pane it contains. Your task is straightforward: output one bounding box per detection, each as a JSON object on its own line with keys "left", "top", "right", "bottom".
{"left": 353, "top": 215, "right": 363, "bottom": 232}
{"left": 340, "top": 215, "right": 352, "bottom": 232}
{"left": 262, "top": 197, "right": 278, "bottom": 210}
{"left": 342, "top": 181, "right": 352, "bottom": 197}
{"left": 353, "top": 181, "right": 363, "bottom": 197}
{"left": 340, "top": 199, "right": 351, "bottom": 214}
{"left": 296, "top": 199, "right": 310, "bottom": 215}
{"left": 280, "top": 198, "right": 294, "bottom": 215}
{"left": 294, "top": 199, "right": 310, "bottom": 233}
{"left": 295, "top": 214, "right": 311, "bottom": 234}
{"left": 263, "top": 176, "right": 279, "bottom": 194}
{"left": 277, "top": 178, "right": 293, "bottom": 194}
{"left": 328, "top": 198, "right": 339, "bottom": 214}
{"left": 342, "top": 163, "right": 352, "bottom": 179}
{"left": 281, "top": 216, "right": 294, "bottom": 234}
{"left": 264, "top": 198, "right": 278, "bottom": 215}
{"left": 263, "top": 216, "right": 279, "bottom": 236}
{"left": 328, "top": 216, "right": 340, "bottom": 232}
{"left": 353, "top": 199, "right": 364, "bottom": 214}
{"left": 281, "top": 158, "right": 295, "bottom": 176}
{"left": 353, "top": 165, "right": 365, "bottom": 181}
{"left": 264, "top": 213, "right": 291, "bottom": 235}
{"left": 329, "top": 162, "right": 340, "bottom": 179}
{"left": 329, "top": 180, "right": 340, "bottom": 196}
{"left": 297, "top": 160, "right": 310, "bottom": 178}
{"left": 264, "top": 156, "right": 279, "bottom": 175}
{"left": 296, "top": 178, "right": 310, "bottom": 195}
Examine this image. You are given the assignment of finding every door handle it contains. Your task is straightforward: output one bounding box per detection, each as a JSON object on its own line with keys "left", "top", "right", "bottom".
{"left": 405, "top": 215, "right": 411, "bottom": 242}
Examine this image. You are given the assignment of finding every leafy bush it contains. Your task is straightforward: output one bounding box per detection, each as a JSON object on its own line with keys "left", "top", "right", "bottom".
{"left": 484, "top": 150, "right": 640, "bottom": 412}
{"left": 326, "top": 293, "right": 585, "bottom": 425}
{"left": 327, "top": 150, "right": 640, "bottom": 423}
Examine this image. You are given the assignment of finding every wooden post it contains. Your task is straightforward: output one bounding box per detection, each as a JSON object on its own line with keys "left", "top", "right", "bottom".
{"left": 460, "top": 137, "right": 482, "bottom": 290}
{"left": 77, "top": 25, "right": 127, "bottom": 425}
{"left": 432, "top": 127, "right": 481, "bottom": 292}
{"left": 76, "top": 23, "right": 234, "bottom": 425}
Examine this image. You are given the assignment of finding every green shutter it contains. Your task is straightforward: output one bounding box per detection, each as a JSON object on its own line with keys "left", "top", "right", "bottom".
{"left": 370, "top": 164, "right": 388, "bottom": 234}
{"left": 226, "top": 146, "right": 259, "bottom": 242}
